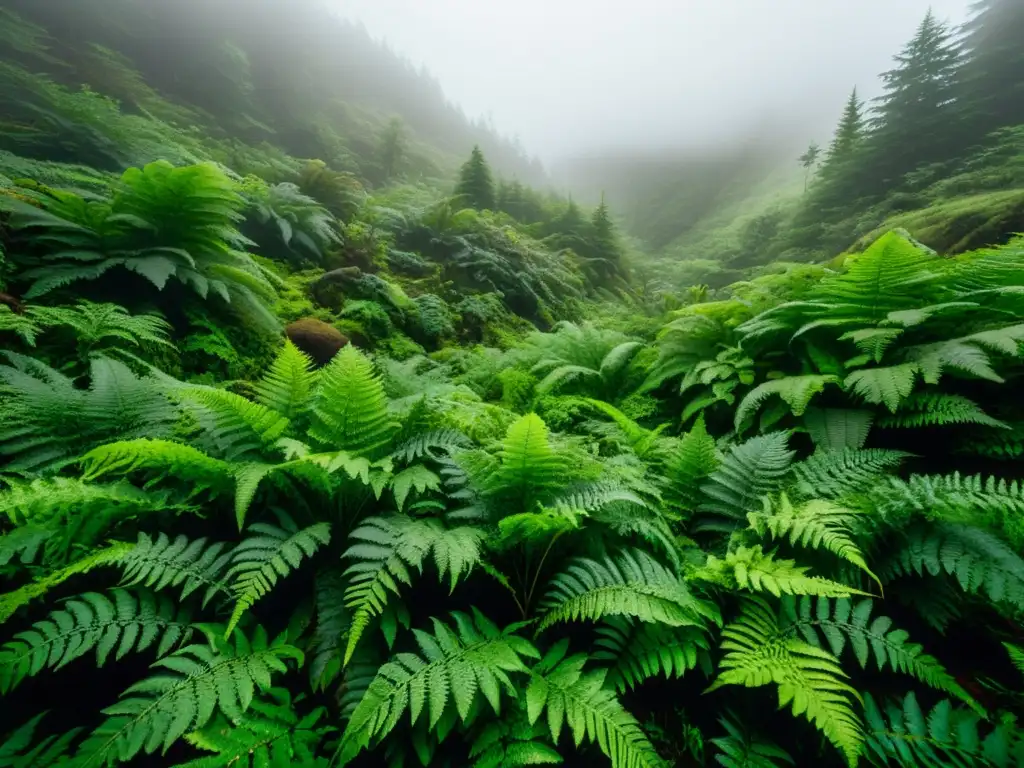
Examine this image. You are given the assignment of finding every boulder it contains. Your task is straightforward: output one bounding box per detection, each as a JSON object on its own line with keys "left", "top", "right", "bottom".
{"left": 285, "top": 317, "right": 349, "bottom": 365}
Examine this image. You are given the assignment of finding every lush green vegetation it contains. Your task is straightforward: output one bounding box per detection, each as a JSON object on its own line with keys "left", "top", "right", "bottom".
{"left": 2, "top": 2, "right": 1024, "bottom": 767}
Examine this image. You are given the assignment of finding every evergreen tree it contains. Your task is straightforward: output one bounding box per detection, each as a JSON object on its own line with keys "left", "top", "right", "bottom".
{"left": 827, "top": 88, "right": 865, "bottom": 164}
{"left": 956, "top": 0, "right": 1024, "bottom": 144}
{"left": 455, "top": 145, "right": 496, "bottom": 211}
{"left": 377, "top": 117, "right": 407, "bottom": 182}
{"left": 861, "top": 10, "right": 961, "bottom": 195}
{"left": 584, "top": 193, "right": 626, "bottom": 284}
{"left": 798, "top": 142, "right": 822, "bottom": 191}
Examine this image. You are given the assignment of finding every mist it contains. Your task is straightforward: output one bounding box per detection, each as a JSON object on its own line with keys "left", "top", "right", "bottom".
{"left": 338, "top": 0, "right": 974, "bottom": 163}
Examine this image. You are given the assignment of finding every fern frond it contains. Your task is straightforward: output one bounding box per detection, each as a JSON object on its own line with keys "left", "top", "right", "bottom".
{"left": 337, "top": 610, "right": 537, "bottom": 764}
{"left": 226, "top": 516, "right": 331, "bottom": 635}
{"left": 390, "top": 465, "right": 442, "bottom": 511}
{"left": 81, "top": 439, "right": 234, "bottom": 496}
{"left": 178, "top": 689, "right": 332, "bottom": 767}
{"left": 342, "top": 516, "right": 484, "bottom": 664}
{"left": 539, "top": 549, "right": 719, "bottom": 631}
{"left": 844, "top": 364, "right": 921, "bottom": 413}
{"left": 487, "top": 413, "right": 569, "bottom": 515}
{"left": 869, "top": 473, "right": 1024, "bottom": 532}
{"left": 735, "top": 376, "right": 839, "bottom": 432}
{"left": 779, "top": 596, "right": 978, "bottom": 710}
{"left": 255, "top": 340, "right": 316, "bottom": 420}
{"left": 0, "top": 477, "right": 176, "bottom": 528}
{"left": 699, "top": 432, "right": 794, "bottom": 529}
{"left": 749, "top": 494, "right": 877, "bottom": 584}
{"left": 70, "top": 626, "right": 301, "bottom": 765}
{"left": 0, "top": 588, "right": 192, "bottom": 693}
{"left": 469, "top": 711, "right": 562, "bottom": 768}
{"left": 881, "top": 523, "right": 1024, "bottom": 610}
{"left": 863, "top": 692, "right": 1021, "bottom": 767}
{"left": 711, "top": 715, "right": 794, "bottom": 768}
{"left": 118, "top": 533, "right": 233, "bottom": 608}
{"left": 700, "top": 546, "right": 866, "bottom": 599}
{"left": 390, "top": 429, "right": 471, "bottom": 464}
{"left": 307, "top": 345, "right": 398, "bottom": 458}
{"left": 662, "top": 414, "right": 719, "bottom": 519}
{"left": 183, "top": 388, "right": 291, "bottom": 461}
{"left": 803, "top": 408, "right": 874, "bottom": 451}
{"left": 594, "top": 616, "right": 710, "bottom": 692}
{"left": 793, "top": 448, "right": 910, "bottom": 500}
{"left": 877, "top": 392, "right": 1008, "bottom": 430}
{"left": 525, "top": 642, "right": 662, "bottom": 768}
{"left": 0, "top": 713, "right": 78, "bottom": 768}
{"left": 707, "top": 598, "right": 863, "bottom": 766}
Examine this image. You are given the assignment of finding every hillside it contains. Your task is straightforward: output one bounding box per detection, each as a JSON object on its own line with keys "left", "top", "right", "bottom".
{"left": 3, "top": 2, "right": 1024, "bottom": 768}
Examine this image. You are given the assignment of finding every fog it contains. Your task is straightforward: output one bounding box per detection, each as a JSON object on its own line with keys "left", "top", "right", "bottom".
{"left": 338, "top": 0, "right": 973, "bottom": 163}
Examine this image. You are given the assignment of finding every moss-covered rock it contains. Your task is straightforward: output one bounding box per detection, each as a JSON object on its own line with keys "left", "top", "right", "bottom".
{"left": 285, "top": 317, "right": 349, "bottom": 365}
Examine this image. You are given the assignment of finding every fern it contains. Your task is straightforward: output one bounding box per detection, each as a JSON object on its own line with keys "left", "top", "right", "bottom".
{"left": 81, "top": 439, "right": 234, "bottom": 496}
{"left": 177, "top": 689, "right": 332, "bottom": 767}
{"left": 707, "top": 598, "right": 863, "bottom": 766}
{"left": 593, "top": 616, "right": 710, "bottom": 692}
{"left": 69, "top": 626, "right": 301, "bottom": 766}
{"left": 390, "top": 429, "right": 471, "bottom": 464}
{"left": 881, "top": 523, "right": 1024, "bottom": 610}
{"left": 698, "top": 432, "right": 795, "bottom": 530}
{"left": 735, "top": 375, "right": 840, "bottom": 432}
{"left": 711, "top": 715, "right": 794, "bottom": 768}
{"left": 877, "top": 392, "right": 1008, "bottom": 429}
{"left": 700, "top": 546, "right": 866, "bottom": 599}
{"left": 307, "top": 346, "right": 398, "bottom": 457}
{"left": 749, "top": 494, "right": 877, "bottom": 584}
{"left": 539, "top": 549, "right": 718, "bottom": 631}
{"left": 337, "top": 610, "right": 537, "bottom": 764}
{"left": 869, "top": 472, "right": 1024, "bottom": 532}
{"left": 863, "top": 692, "right": 1022, "bottom": 767}
{"left": 118, "top": 533, "right": 233, "bottom": 608}
{"left": 0, "top": 713, "right": 78, "bottom": 768}
{"left": 254, "top": 340, "right": 316, "bottom": 421}
{"left": 803, "top": 408, "right": 875, "bottom": 451}
{"left": 469, "top": 711, "right": 562, "bottom": 768}
{"left": 225, "top": 515, "right": 331, "bottom": 635}
{"left": 525, "top": 641, "right": 663, "bottom": 768}
{"left": 0, "top": 588, "right": 192, "bottom": 693}
{"left": 778, "top": 596, "right": 978, "bottom": 710}
{"left": 844, "top": 364, "right": 921, "bottom": 413}
{"left": 662, "top": 414, "right": 719, "bottom": 519}
{"left": 486, "top": 413, "right": 569, "bottom": 515}
{"left": 342, "top": 516, "right": 484, "bottom": 664}
{"left": 793, "top": 448, "right": 910, "bottom": 500}
{"left": 183, "top": 387, "right": 291, "bottom": 462}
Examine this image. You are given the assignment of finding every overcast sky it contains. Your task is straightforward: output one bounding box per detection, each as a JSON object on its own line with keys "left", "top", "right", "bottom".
{"left": 337, "top": 0, "right": 974, "bottom": 162}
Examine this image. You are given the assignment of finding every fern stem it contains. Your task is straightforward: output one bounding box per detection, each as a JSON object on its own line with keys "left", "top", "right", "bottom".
{"left": 525, "top": 531, "right": 565, "bottom": 617}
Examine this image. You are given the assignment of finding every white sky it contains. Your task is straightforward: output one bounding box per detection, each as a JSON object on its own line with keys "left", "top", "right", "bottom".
{"left": 337, "top": 0, "right": 974, "bottom": 161}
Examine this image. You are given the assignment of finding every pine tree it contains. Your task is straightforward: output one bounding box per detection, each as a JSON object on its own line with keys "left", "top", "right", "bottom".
{"left": 861, "top": 11, "right": 961, "bottom": 194}
{"left": 827, "top": 88, "right": 865, "bottom": 164}
{"left": 798, "top": 143, "right": 822, "bottom": 191}
{"left": 584, "top": 194, "right": 626, "bottom": 284}
{"left": 455, "top": 145, "right": 496, "bottom": 211}
{"left": 956, "top": 0, "right": 1024, "bottom": 144}
{"left": 378, "top": 117, "right": 406, "bottom": 182}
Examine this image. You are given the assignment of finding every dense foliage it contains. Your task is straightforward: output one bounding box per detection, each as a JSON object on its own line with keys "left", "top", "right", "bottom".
{"left": 3, "top": 2, "right": 1024, "bottom": 768}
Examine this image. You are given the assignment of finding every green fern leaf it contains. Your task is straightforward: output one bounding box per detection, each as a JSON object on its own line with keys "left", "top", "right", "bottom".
{"left": 699, "top": 432, "right": 794, "bottom": 529}
{"left": 488, "top": 413, "right": 569, "bottom": 515}
{"left": 525, "top": 643, "right": 663, "bottom": 768}
{"left": 877, "top": 392, "right": 1008, "bottom": 430}
{"left": 539, "top": 549, "right": 719, "bottom": 631}
{"left": 391, "top": 465, "right": 442, "bottom": 511}
{"left": 793, "top": 448, "right": 910, "bottom": 500}
{"left": 255, "top": 340, "right": 316, "bottom": 421}
{"left": 307, "top": 345, "right": 398, "bottom": 457}
{"left": 594, "top": 616, "right": 710, "bottom": 692}
{"left": 707, "top": 598, "right": 863, "bottom": 766}
{"left": 735, "top": 375, "right": 840, "bottom": 432}
{"left": 342, "top": 517, "right": 484, "bottom": 664}
{"left": 844, "top": 364, "right": 920, "bottom": 413}
{"left": 749, "top": 494, "right": 878, "bottom": 585}
{"left": 226, "top": 516, "right": 331, "bottom": 635}
{"left": 118, "top": 533, "right": 233, "bottom": 608}
{"left": 81, "top": 439, "right": 234, "bottom": 497}
{"left": 779, "top": 597, "right": 978, "bottom": 711}
{"left": 803, "top": 408, "right": 874, "bottom": 451}
{"left": 183, "top": 388, "right": 291, "bottom": 462}
{"left": 662, "top": 414, "right": 719, "bottom": 519}
{"left": 70, "top": 626, "right": 301, "bottom": 766}
{"left": 337, "top": 610, "right": 537, "bottom": 764}
{"left": 699, "top": 546, "right": 866, "bottom": 599}
{"left": 0, "top": 589, "right": 192, "bottom": 693}
{"left": 711, "top": 715, "right": 794, "bottom": 768}
{"left": 863, "top": 692, "right": 1022, "bottom": 767}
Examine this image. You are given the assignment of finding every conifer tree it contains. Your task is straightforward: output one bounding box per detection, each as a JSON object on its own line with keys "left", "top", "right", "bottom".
{"left": 956, "top": 0, "right": 1024, "bottom": 143}
{"left": 455, "top": 145, "right": 496, "bottom": 211}
{"left": 585, "top": 193, "right": 626, "bottom": 284}
{"left": 798, "top": 143, "right": 821, "bottom": 191}
{"left": 378, "top": 117, "right": 407, "bottom": 182}
{"left": 827, "top": 88, "right": 865, "bottom": 164}
{"left": 861, "top": 10, "right": 961, "bottom": 194}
